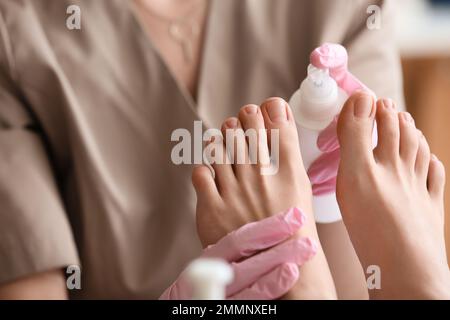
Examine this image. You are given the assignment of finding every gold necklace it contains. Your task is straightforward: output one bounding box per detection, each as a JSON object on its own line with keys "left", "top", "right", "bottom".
{"left": 137, "top": 0, "right": 206, "bottom": 64}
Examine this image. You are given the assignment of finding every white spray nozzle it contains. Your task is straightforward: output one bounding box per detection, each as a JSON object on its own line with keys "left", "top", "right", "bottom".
{"left": 289, "top": 64, "right": 344, "bottom": 130}
{"left": 307, "top": 64, "right": 329, "bottom": 87}
{"left": 185, "top": 258, "right": 234, "bottom": 300}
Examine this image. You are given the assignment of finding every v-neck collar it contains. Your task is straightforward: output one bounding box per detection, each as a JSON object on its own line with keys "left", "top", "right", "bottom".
{"left": 125, "top": 0, "right": 216, "bottom": 114}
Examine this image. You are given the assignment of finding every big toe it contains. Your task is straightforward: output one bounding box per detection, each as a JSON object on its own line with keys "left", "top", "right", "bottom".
{"left": 260, "top": 97, "right": 302, "bottom": 174}
{"left": 337, "top": 92, "right": 376, "bottom": 168}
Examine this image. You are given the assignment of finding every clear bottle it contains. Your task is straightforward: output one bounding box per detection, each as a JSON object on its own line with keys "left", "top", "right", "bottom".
{"left": 186, "top": 258, "right": 233, "bottom": 300}
{"left": 289, "top": 64, "right": 348, "bottom": 223}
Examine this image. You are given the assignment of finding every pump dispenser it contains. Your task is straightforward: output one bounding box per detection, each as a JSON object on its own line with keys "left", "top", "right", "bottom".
{"left": 291, "top": 65, "right": 347, "bottom": 131}
{"left": 289, "top": 64, "right": 348, "bottom": 223}
{"left": 186, "top": 258, "right": 233, "bottom": 300}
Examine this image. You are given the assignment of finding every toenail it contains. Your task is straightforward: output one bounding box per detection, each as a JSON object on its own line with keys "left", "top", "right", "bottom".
{"left": 264, "top": 98, "right": 288, "bottom": 123}
{"left": 417, "top": 129, "right": 424, "bottom": 138}
{"left": 354, "top": 95, "right": 373, "bottom": 118}
{"left": 401, "top": 112, "right": 414, "bottom": 124}
{"left": 431, "top": 154, "right": 439, "bottom": 162}
{"left": 225, "top": 118, "right": 238, "bottom": 128}
{"left": 382, "top": 98, "right": 395, "bottom": 110}
{"left": 244, "top": 105, "right": 258, "bottom": 115}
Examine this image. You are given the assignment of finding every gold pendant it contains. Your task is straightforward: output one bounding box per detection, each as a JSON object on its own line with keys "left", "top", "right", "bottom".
{"left": 169, "top": 21, "right": 200, "bottom": 64}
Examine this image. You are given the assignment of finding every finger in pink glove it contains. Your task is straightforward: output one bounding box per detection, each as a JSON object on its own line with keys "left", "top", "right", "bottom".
{"left": 159, "top": 207, "right": 317, "bottom": 300}
{"left": 228, "top": 263, "right": 299, "bottom": 300}
{"left": 203, "top": 206, "right": 305, "bottom": 261}
{"left": 226, "top": 236, "right": 316, "bottom": 297}
{"left": 308, "top": 43, "right": 374, "bottom": 196}
{"left": 307, "top": 116, "right": 340, "bottom": 196}
{"left": 316, "top": 115, "right": 339, "bottom": 153}
{"left": 308, "top": 148, "right": 340, "bottom": 193}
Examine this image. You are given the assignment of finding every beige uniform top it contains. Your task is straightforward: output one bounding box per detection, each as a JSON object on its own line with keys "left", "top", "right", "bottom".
{"left": 0, "top": 0, "right": 404, "bottom": 298}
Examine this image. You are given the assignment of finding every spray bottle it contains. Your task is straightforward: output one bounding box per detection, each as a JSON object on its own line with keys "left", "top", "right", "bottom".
{"left": 289, "top": 64, "right": 348, "bottom": 223}
{"left": 186, "top": 258, "right": 233, "bottom": 300}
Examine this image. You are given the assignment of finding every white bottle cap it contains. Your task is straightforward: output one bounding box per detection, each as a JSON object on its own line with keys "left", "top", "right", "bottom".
{"left": 185, "top": 258, "right": 234, "bottom": 300}
{"left": 295, "top": 65, "right": 340, "bottom": 130}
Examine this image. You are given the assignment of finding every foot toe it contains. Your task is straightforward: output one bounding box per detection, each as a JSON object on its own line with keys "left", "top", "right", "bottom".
{"left": 427, "top": 154, "right": 445, "bottom": 201}
{"left": 238, "top": 104, "right": 270, "bottom": 167}
{"left": 192, "top": 165, "right": 220, "bottom": 198}
{"left": 373, "top": 99, "right": 400, "bottom": 164}
{"left": 415, "top": 131, "right": 431, "bottom": 181}
{"left": 204, "top": 132, "right": 236, "bottom": 194}
{"left": 221, "top": 117, "right": 249, "bottom": 167}
{"left": 398, "top": 112, "right": 419, "bottom": 169}
{"left": 336, "top": 92, "right": 376, "bottom": 167}
{"left": 260, "top": 97, "right": 301, "bottom": 170}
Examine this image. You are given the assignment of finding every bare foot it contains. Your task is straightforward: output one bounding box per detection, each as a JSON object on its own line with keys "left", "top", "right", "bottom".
{"left": 193, "top": 97, "right": 336, "bottom": 299}
{"left": 336, "top": 92, "right": 450, "bottom": 299}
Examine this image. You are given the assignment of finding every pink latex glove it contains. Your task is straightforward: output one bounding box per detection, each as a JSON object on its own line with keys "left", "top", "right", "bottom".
{"left": 159, "top": 207, "right": 317, "bottom": 300}
{"left": 307, "top": 43, "right": 373, "bottom": 196}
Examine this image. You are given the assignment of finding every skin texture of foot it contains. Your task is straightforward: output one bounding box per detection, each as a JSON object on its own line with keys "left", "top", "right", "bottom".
{"left": 193, "top": 97, "right": 337, "bottom": 299}
{"left": 336, "top": 92, "right": 450, "bottom": 299}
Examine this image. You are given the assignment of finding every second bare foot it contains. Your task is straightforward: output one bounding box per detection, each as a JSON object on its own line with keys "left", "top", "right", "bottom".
{"left": 336, "top": 92, "right": 450, "bottom": 299}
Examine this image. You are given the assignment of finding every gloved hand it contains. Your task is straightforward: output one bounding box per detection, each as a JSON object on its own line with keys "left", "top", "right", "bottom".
{"left": 159, "top": 207, "right": 317, "bottom": 300}
{"left": 307, "top": 43, "right": 372, "bottom": 196}
{"left": 308, "top": 116, "right": 340, "bottom": 195}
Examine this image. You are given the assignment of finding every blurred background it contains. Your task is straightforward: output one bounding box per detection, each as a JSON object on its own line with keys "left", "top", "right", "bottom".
{"left": 396, "top": 0, "right": 450, "bottom": 262}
